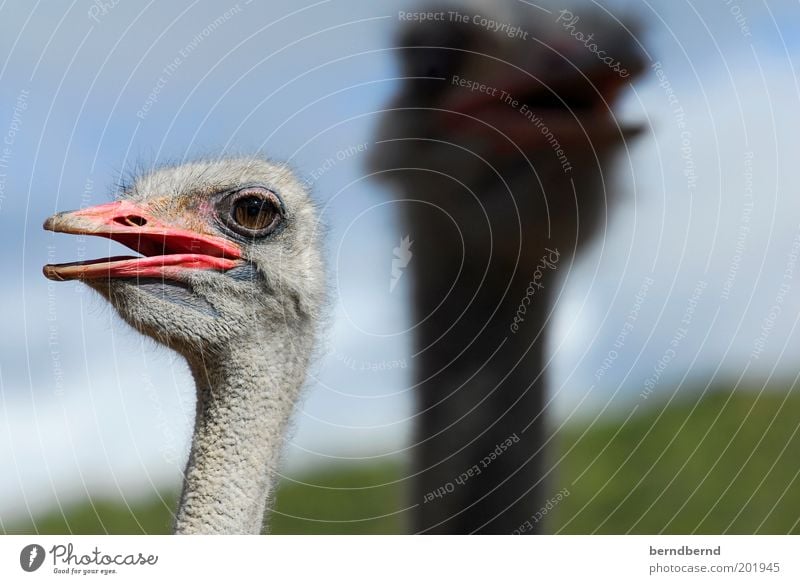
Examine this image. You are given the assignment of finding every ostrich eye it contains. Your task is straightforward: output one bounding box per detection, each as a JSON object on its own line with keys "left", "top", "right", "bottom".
{"left": 234, "top": 197, "right": 273, "bottom": 229}
{"left": 222, "top": 188, "right": 283, "bottom": 237}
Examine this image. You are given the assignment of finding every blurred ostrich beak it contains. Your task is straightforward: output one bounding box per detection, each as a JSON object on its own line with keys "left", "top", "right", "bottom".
{"left": 42, "top": 200, "right": 242, "bottom": 281}
{"left": 439, "top": 60, "right": 644, "bottom": 153}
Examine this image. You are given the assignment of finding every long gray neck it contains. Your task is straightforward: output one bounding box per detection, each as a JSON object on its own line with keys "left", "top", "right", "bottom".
{"left": 174, "top": 332, "right": 312, "bottom": 534}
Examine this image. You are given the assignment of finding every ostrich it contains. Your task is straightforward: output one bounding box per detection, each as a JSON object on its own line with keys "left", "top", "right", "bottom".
{"left": 369, "top": 3, "right": 645, "bottom": 533}
{"left": 43, "top": 158, "right": 325, "bottom": 534}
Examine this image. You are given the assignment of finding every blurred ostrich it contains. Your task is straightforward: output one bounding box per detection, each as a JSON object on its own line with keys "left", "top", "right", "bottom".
{"left": 369, "top": 2, "right": 645, "bottom": 533}
{"left": 44, "top": 158, "right": 325, "bottom": 534}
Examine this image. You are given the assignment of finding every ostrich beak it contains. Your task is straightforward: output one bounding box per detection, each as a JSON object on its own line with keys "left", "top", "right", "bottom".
{"left": 439, "top": 62, "right": 642, "bottom": 153}
{"left": 42, "top": 200, "right": 242, "bottom": 281}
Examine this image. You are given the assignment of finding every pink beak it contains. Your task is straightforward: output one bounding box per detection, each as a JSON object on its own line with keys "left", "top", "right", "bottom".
{"left": 43, "top": 200, "right": 242, "bottom": 281}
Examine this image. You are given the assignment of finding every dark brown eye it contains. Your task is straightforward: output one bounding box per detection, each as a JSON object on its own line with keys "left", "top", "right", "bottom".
{"left": 223, "top": 188, "right": 282, "bottom": 237}
{"left": 234, "top": 197, "right": 274, "bottom": 229}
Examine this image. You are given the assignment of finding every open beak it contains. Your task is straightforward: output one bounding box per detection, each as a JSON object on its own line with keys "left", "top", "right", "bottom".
{"left": 43, "top": 200, "right": 242, "bottom": 281}
{"left": 438, "top": 63, "right": 640, "bottom": 153}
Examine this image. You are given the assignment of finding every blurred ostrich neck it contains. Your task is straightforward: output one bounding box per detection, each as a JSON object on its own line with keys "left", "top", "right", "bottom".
{"left": 174, "top": 329, "right": 309, "bottom": 534}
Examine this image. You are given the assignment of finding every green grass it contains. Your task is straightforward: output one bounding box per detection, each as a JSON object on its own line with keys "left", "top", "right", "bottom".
{"left": 552, "top": 388, "right": 800, "bottom": 534}
{"left": 2, "top": 496, "right": 175, "bottom": 535}
{"left": 2, "top": 463, "right": 406, "bottom": 535}
{"left": 269, "top": 461, "right": 406, "bottom": 534}
{"left": 5, "top": 389, "right": 800, "bottom": 534}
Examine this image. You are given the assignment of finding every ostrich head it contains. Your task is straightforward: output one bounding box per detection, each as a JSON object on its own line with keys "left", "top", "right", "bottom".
{"left": 384, "top": 3, "right": 645, "bottom": 162}
{"left": 370, "top": 3, "right": 646, "bottom": 265}
{"left": 43, "top": 158, "right": 324, "bottom": 360}
{"left": 43, "top": 157, "right": 325, "bottom": 534}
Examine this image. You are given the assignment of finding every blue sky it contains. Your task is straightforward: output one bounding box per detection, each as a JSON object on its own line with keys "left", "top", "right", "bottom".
{"left": 1, "top": 0, "right": 799, "bottom": 523}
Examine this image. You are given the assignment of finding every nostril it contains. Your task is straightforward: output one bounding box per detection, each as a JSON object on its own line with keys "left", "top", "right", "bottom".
{"left": 115, "top": 215, "right": 148, "bottom": 227}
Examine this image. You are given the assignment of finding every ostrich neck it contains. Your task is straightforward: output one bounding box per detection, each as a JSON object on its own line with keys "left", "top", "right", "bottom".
{"left": 174, "top": 330, "right": 311, "bottom": 534}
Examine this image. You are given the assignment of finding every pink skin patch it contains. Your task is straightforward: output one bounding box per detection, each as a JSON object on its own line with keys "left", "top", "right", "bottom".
{"left": 43, "top": 200, "right": 242, "bottom": 281}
